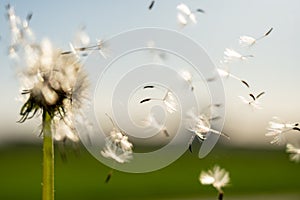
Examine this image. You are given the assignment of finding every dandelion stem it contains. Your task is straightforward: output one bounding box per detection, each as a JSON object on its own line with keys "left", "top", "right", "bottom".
{"left": 42, "top": 111, "right": 54, "bottom": 200}
{"left": 218, "top": 192, "right": 223, "bottom": 200}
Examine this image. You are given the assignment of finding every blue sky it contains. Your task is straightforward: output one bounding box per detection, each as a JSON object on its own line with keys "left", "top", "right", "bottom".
{"left": 1, "top": 0, "right": 300, "bottom": 147}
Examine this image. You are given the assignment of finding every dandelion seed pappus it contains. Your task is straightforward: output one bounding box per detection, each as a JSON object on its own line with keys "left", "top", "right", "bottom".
{"left": 75, "top": 28, "right": 226, "bottom": 173}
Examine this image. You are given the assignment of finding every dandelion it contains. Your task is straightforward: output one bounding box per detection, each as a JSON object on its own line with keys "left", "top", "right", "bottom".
{"left": 7, "top": 6, "right": 90, "bottom": 200}
{"left": 223, "top": 48, "right": 253, "bottom": 63}
{"left": 286, "top": 143, "right": 300, "bottom": 163}
{"left": 266, "top": 117, "right": 300, "bottom": 145}
{"left": 217, "top": 68, "right": 250, "bottom": 88}
{"left": 19, "top": 42, "right": 89, "bottom": 199}
{"left": 239, "top": 27, "right": 273, "bottom": 47}
{"left": 238, "top": 92, "right": 265, "bottom": 109}
{"left": 186, "top": 108, "right": 229, "bottom": 152}
{"left": 199, "top": 165, "right": 230, "bottom": 200}
{"left": 144, "top": 113, "right": 169, "bottom": 137}
{"left": 176, "top": 3, "right": 205, "bottom": 26}
{"left": 140, "top": 87, "right": 177, "bottom": 113}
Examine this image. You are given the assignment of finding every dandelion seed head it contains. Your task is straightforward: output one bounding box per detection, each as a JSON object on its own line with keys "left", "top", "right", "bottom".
{"left": 40, "top": 84, "right": 59, "bottom": 105}
{"left": 40, "top": 38, "right": 54, "bottom": 69}
{"left": 52, "top": 116, "right": 79, "bottom": 142}
{"left": 7, "top": 4, "right": 91, "bottom": 144}
{"left": 18, "top": 42, "right": 88, "bottom": 137}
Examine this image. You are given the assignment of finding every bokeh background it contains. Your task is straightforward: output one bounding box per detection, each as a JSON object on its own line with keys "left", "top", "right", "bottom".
{"left": 0, "top": 0, "right": 300, "bottom": 199}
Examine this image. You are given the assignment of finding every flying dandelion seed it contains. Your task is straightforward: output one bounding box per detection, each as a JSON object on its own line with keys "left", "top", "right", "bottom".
{"left": 143, "top": 113, "right": 169, "bottom": 137}
{"left": 223, "top": 48, "right": 253, "bottom": 63}
{"left": 179, "top": 70, "right": 194, "bottom": 91}
{"left": 217, "top": 68, "right": 250, "bottom": 88}
{"left": 6, "top": 5, "right": 35, "bottom": 59}
{"left": 286, "top": 143, "right": 300, "bottom": 163}
{"left": 96, "top": 39, "right": 109, "bottom": 59}
{"left": 186, "top": 108, "right": 229, "bottom": 152}
{"left": 101, "top": 114, "right": 133, "bottom": 163}
{"left": 148, "top": 0, "right": 155, "bottom": 10}
{"left": 101, "top": 140, "right": 133, "bottom": 164}
{"left": 101, "top": 139, "right": 133, "bottom": 163}
{"left": 199, "top": 165, "right": 230, "bottom": 200}
{"left": 140, "top": 87, "right": 177, "bottom": 114}
{"left": 105, "top": 170, "right": 114, "bottom": 183}
{"left": 74, "top": 26, "right": 90, "bottom": 47}
{"left": 61, "top": 37, "right": 109, "bottom": 59}
{"left": 238, "top": 91, "right": 265, "bottom": 109}
{"left": 266, "top": 117, "right": 300, "bottom": 145}
{"left": 143, "top": 85, "right": 155, "bottom": 89}
{"left": 239, "top": 27, "right": 273, "bottom": 47}
{"left": 177, "top": 13, "right": 188, "bottom": 26}
{"left": 176, "top": 3, "right": 205, "bottom": 26}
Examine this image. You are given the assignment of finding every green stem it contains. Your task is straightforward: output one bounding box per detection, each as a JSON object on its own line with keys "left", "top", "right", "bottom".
{"left": 42, "top": 111, "right": 54, "bottom": 200}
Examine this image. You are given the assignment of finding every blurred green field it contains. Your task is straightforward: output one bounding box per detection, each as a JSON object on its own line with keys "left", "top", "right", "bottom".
{"left": 0, "top": 144, "right": 299, "bottom": 200}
